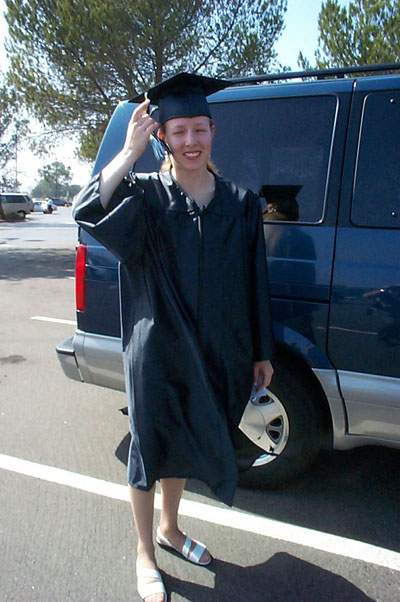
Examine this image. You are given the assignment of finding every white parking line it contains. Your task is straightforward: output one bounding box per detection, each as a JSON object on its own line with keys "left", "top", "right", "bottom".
{"left": 0, "top": 452, "right": 399, "bottom": 572}
{"left": 31, "top": 315, "right": 76, "bottom": 326}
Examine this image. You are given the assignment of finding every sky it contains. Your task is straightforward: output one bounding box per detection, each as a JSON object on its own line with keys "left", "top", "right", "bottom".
{"left": 0, "top": 0, "right": 349, "bottom": 193}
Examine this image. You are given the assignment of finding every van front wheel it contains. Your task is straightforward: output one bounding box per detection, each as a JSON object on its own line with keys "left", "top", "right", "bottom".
{"left": 237, "top": 359, "right": 322, "bottom": 488}
{"left": 17, "top": 210, "right": 26, "bottom": 219}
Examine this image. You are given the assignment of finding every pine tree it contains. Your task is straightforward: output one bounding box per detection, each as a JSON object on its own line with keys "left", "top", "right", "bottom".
{"left": 299, "top": 0, "right": 400, "bottom": 70}
{"left": 5, "top": 0, "right": 287, "bottom": 160}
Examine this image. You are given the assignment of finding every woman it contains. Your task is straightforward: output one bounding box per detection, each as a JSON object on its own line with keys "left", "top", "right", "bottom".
{"left": 73, "top": 73, "right": 274, "bottom": 602}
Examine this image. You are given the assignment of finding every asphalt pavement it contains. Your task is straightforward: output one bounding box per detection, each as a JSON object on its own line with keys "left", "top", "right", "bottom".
{"left": 0, "top": 209, "right": 399, "bottom": 601}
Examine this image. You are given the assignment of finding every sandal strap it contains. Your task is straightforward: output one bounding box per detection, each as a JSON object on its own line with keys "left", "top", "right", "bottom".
{"left": 156, "top": 529, "right": 172, "bottom": 548}
{"left": 137, "top": 579, "right": 166, "bottom": 599}
{"left": 136, "top": 561, "right": 166, "bottom": 600}
{"left": 136, "top": 566, "right": 162, "bottom": 579}
{"left": 190, "top": 542, "right": 207, "bottom": 563}
{"left": 183, "top": 536, "right": 207, "bottom": 563}
{"left": 156, "top": 528, "right": 210, "bottom": 565}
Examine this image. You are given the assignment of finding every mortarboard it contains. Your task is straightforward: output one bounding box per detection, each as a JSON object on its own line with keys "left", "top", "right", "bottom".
{"left": 130, "top": 72, "right": 231, "bottom": 125}
{"left": 130, "top": 72, "right": 231, "bottom": 160}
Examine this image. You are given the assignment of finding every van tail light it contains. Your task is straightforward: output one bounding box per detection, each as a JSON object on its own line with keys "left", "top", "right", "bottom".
{"left": 75, "top": 244, "right": 87, "bottom": 312}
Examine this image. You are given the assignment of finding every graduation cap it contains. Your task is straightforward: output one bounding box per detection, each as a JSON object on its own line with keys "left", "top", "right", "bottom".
{"left": 130, "top": 72, "right": 232, "bottom": 125}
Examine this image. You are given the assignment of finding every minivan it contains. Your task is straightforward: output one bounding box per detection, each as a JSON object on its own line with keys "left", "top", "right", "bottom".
{"left": 0, "top": 192, "right": 33, "bottom": 218}
{"left": 57, "top": 63, "right": 400, "bottom": 487}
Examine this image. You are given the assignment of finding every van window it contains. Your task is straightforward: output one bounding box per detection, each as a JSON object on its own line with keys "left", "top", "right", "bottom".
{"left": 210, "top": 95, "right": 337, "bottom": 223}
{"left": 352, "top": 91, "right": 400, "bottom": 229}
{"left": 4, "top": 195, "right": 23, "bottom": 203}
{"left": 2, "top": 194, "right": 27, "bottom": 204}
{"left": 3, "top": 196, "right": 16, "bottom": 204}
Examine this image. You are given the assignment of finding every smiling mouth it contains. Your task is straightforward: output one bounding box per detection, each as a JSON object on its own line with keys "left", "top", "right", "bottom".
{"left": 183, "top": 151, "right": 201, "bottom": 158}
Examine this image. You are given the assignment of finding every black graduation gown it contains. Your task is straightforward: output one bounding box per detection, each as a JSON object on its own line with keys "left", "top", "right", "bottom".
{"left": 73, "top": 170, "right": 273, "bottom": 505}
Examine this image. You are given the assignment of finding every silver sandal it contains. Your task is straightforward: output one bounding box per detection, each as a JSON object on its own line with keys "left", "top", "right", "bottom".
{"left": 136, "top": 558, "right": 167, "bottom": 601}
{"left": 156, "top": 527, "right": 212, "bottom": 566}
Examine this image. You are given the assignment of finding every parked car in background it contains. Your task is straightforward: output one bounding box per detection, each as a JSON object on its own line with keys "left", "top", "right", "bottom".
{"left": 49, "top": 197, "right": 69, "bottom": 207}
{"left": 57, "top": 63, "right": 400, "bottom": 488}
{"left": 33, "top": 201, "right": 43, "bottom": 212}
{"left": 0, "top": 192, "right": 33, "bottom": 218}
{"left": 32, "top": 199, "right": 58, "bottom": 213}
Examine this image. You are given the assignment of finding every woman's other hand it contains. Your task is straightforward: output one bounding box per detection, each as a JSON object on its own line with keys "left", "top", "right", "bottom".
{"left": 253, "top": 360, "right": 274, "bottom": 391}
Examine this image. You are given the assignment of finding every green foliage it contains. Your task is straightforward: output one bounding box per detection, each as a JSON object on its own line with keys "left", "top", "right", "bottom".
{"left": 5, "top": 0, "right": 287, "bottom": 160}
{"left": 0, "top": 67, "right": 32, "bottom": 193}
{"left": 0, "top": 72, "right": 17, "bottom": 176}
{"left": 31, "top": 179, "right": 56, "bottom": 198}
{"left": 297, "top": 51, "right": 314, "bottom": 71}
{"left": 31, "top": 179, "right": 82, "bottom": 199}
{"left": 301, "top": 0, "right": 400, "bottom": 69}
{"left": 0, "top": 77, "right": 13, "bottom": 217}
{"left": 38, "top": 161, "right": 72, "bottom": 185}
{"left": 0, "top": 82, "right": 14, "bottom": 161}
{"left": 33, "top": 161, "right": 73, "bottom": 197}
{"left": 68, "top": 184, "right": 82, "bottom": 198}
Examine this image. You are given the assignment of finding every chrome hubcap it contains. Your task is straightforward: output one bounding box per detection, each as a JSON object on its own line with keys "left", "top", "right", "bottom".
{"left": 239, "top": 390, "right": 289, "bottom": 466}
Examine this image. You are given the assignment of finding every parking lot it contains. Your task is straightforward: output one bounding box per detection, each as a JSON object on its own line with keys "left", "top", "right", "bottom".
{"left": 0, "top": 208, "right": 399, "bottom": 601}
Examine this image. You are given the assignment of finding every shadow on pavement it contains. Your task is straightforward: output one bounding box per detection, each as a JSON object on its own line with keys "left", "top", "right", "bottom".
{"left": 0, "top": 248, "right": 76, "bottom": 280}
{"left": 232, "top": 445, "right": 400, "bottom": 554}
{"left": 162, "top": 554, "right": 374, "bottom": 602}
{"left": 115, "top": 427, "right": 400, "bottom": 555}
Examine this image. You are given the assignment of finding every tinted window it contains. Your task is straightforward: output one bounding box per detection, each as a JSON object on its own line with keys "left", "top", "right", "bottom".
{"left": 3, "top": 195, "right": 24, "bottom": 204}
{"left": 352, "top": 92, "right": 400, "bottom": 228}
{"left": 210, "top": 95, "right": 337, "bottom": 223}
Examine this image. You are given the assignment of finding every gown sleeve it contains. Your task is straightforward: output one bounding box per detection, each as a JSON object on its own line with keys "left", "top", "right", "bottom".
{"left": 72, "top": 172, "right": 147, "bottom": 264}
{"left": 246, "top": 192, "right": 275, "bottom": 362}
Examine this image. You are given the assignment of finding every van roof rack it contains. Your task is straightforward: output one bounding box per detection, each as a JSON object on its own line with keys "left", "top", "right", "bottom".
{"left": 230, "top": 62, "right": 400, "bottom": 85}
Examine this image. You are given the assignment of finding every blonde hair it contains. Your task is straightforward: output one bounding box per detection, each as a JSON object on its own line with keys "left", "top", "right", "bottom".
{"left": 158, "top": 119, "right": 219, "bottom": 175}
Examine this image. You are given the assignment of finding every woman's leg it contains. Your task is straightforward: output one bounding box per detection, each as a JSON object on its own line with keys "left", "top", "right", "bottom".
{"left": 158, "top": 478, "right": 211, "bottom": 564}
{"left": 129, "top": 484, "right": 165, "bottom": 602}
{"left": 128, "top": 483, "right": 156, "bottom": 565}
{"left": 159, "top": 478, "right": 186, "bottom": 536}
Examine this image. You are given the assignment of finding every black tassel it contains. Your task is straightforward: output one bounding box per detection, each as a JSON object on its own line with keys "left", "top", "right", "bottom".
{"left": 149, "top": 133, "right": 167, "bottom": 161}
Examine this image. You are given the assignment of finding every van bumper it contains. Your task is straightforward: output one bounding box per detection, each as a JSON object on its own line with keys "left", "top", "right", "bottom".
{"left": 56, "top": 331, "right": 125, "bottom": 391}
{"left": 56, "top": 335, "right": 83, "bottom": 382}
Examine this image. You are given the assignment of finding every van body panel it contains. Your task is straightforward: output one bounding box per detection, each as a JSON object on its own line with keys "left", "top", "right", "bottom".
{"left": 338, "top": 371, "right": 400, "bottom": 439}
{"left": 326, "top": 83, "right": 400, "bottom": 441}
{"left": 77, "top": 230, "right": 120, "bottom": 337}
{"left": 328, "top": 227, "right": 400, "bottom": 378}
{"left": 59, "top": 70, "right": 400, "bottom": 468}
{"left": 93, "top": 102, "right": 136, "bottom": 177}
{"left": 272, "top": 302, "right": 331, "bottom": 369}
{"left": 264, "top": 224, "right": 336, "bottom": 301}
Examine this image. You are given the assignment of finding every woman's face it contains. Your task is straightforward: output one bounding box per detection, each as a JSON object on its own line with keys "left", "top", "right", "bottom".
{"left": 161, "top": 116, "right": 214, "bottom": 173}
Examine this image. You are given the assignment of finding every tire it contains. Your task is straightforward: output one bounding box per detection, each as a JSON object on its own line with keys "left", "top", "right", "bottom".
{"left": 237, "top": 355, "right": 322, "bottom": 488}
{"left": 17, "top": 210, "right": 26, "bottom": 218}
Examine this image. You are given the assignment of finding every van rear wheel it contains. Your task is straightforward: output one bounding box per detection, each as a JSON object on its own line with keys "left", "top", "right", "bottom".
{"left": 237, "top": 358, "right": 322, "bottom": 488}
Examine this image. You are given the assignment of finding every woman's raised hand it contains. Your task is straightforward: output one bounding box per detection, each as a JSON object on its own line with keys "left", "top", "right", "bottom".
{"left": 123, "top": 99, "right": 159, "bottom": 163}
{"left": 99, "top": 99, "right": 159, "bottom": 208}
